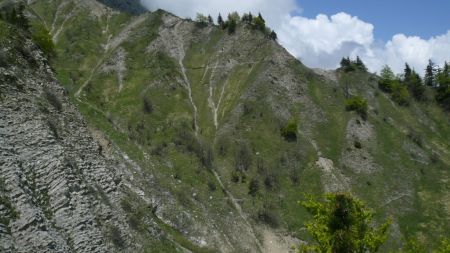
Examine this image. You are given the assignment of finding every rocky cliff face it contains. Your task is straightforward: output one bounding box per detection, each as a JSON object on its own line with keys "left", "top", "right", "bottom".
{"left": 0, "top": 21, "right": 139, "bottom": 253}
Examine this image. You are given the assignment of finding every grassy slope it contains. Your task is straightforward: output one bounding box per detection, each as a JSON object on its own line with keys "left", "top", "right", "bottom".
{"left": 28, "top": 1, "right": 450, "bottom": 251}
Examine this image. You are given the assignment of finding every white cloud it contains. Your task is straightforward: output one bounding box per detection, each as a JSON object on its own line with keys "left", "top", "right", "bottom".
{"left": 278, "top": 12, "right": 374, "bottom": 69}
{"left": 381, "top": 32, "right": 450, "bottom": 73}
{"left": 140, "top": 0, "right": 450, "bottom": 74}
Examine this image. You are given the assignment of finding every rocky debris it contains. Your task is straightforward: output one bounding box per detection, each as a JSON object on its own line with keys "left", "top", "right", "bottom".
{"left": 312, "top": 68, "right": 338, "bottom": 83}
{"left": 342, "top": 117, "right": 379, "bottom": 174}
{"left": 261, "top": 228, "right": 300, "bottom": 253}
{"left": 316, "top": 157, "right": 350, "bottom": 193}
{"left": 101, "top": 47, "right": 128, "bottom": 91}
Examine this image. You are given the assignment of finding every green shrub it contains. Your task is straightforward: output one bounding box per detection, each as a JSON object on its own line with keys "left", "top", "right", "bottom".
{"left": 47, "top": 119, "right": 59, "bottom": 139}
{"left": 195, "top": 13, "right": 209, "bottom": 28}
{"left": 354, "top": 140, "right": 362, "bottom": 149}
{"left": 234, "top": 142, "right": 252, "bottom": 171}
{"left": 290, "top": 168, "right": 300, "bottom": 184}
{"left": 207, "top": 181, "right": 216, "bottom": 192}
{"left": 407, "top": 128, "right": 423, "bottom": 147}
{"left": 31, "top": 24, "right": 55, "bottom": 58}
{"left": 378, "top": 78, "right": 393, "bottom": 92}
{"left": 199, "top": 141, "right": 213, "bottom": 170}
{"left": 264, "top": 174, "right": 278, "bottom": 190}
{"left": 231, "top": 171, "right": 240, "bottom": 183}
{"left": 0, "top": 193, "right": 20, "bottom": 229}
{"left": 257, "top": 205, "right": 279, "bottom": 228}
{"left": 143, "top": 96, "right": 153, "bottom": 113}
{"left": 281, "top": 119, "right": 297, "bottom": 141}
{"left": 248, "top": 178, "right": 259, "bottom": 196}
{"left": 252, "top": 15, "right": 265, "bottom": 31}
{"left": 109, "top": 226, "right": 125, "bottom": 248}
{"left": 174, "top": 124, "right": 213, "bottom": 169}
{"left": 45, "top": 89, "right": 62, "bottom": 111}
{"left": 120, "top": 198, "right": 133, "bottom": 213}
{"left": 0, "top": 50, "right": 9, "bottom": 67}
{"left": 391, "top": 81, "right": 410, "bottom": 106}
{"left": 345, "top": 96, "right": 368, "bottom": 119}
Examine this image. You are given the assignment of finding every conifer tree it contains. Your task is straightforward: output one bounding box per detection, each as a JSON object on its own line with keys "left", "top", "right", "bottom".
{"left": 436, "top": 61, "right": 450, "bottom": 111}
{"left": 258, "top": 12, "right": 265, "bottom": 23}
{"left": 269, "top": 30, "right": 277, "bottom": 41}
{"left": 404, "top": 63, "right": 412, "bottom": 80}
{"left": 241, "top": 13, "right": 251, "bottom": 23}
{"left": 340, "top": 57, "right": 354, "bottom": 72}
{"left": 425, "top": 59, "right": 435, "bottom": 87}
{"left": 355, "top": 56, "right": 367, "bottom": 71}
{"left": 227, "top": 18, "right": 236, "bottom": 34}
{"left": 444, "top": 62, "right": 449, "bottom": 77}
{"left": 207, "top": 15, "right": 213, "bottom": 24}
{"left": 299, "top": 193, "right": 391, "bottom": 253}
{"left": 340, "top": 57, "right": 351, "bottom": 68}
{"left": 217, "top": 13, "right": 224, "bottom": 27}
{"left": 407, "top": 70, "right": 425, "bottom": 101}
{"left": 378, "top": 65, "right": 395, "bottom": 92}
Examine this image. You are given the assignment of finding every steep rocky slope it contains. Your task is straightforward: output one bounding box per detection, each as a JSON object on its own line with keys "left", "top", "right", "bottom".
{"left": 0, "top": 5, "right": 283, "bottom": 253}
{"left": 1, "top": 0, "right": 449, "bottom": 252}
{"left": 0, "top": 17, "right": 197, "bottom": 253}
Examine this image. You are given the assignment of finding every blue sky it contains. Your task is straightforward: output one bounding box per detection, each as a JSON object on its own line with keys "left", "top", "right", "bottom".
{"left": 140, "top": 0, "right": 450, "bottom": 73}
{"left": 298, "top": 0, "right": 450, "bottom": 41}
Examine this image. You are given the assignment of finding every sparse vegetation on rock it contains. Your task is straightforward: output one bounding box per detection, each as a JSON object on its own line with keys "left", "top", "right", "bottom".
{"left": 345, "top": 96, "right": 368, "bottom": 119}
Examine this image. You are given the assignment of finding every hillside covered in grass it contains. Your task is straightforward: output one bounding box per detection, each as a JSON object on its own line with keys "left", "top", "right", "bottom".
{"left": 2, "top": 0, "right": 449, "bottom": 252}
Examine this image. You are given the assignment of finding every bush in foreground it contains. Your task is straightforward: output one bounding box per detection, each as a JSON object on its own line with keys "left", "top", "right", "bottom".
{"left": 298, "top": 193, "right": 391, "bottom": 253}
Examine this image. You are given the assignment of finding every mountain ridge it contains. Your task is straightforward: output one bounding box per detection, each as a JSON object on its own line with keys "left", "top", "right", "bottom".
{"left": 0, "top": 0, "right": 449, "bottom": 252}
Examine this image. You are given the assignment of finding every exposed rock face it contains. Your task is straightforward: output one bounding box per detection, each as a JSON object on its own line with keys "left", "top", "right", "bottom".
{"left": 0, "top": 27, "right": 132, "bottom": 253}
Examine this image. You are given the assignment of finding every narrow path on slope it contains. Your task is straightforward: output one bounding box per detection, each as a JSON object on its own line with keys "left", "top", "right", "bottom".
{"left": 187, "top": 61, "right": 262, "bottom": 70}
{"left": 52, "top": 4, "right": 77, "bottom": 42}
{"left": 211, "top": 169, "right": 264, "bottom": 252}
{"left": 26, "top": 4, "right": 49, "bottom": 29}
{"left": 50, "top": 0, "right": 69, "bottom": 35}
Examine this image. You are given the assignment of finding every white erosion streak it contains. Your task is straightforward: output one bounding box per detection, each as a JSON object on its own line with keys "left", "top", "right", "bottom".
{"left": 178, "top": 57, "right": 199, "bottom": 135}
